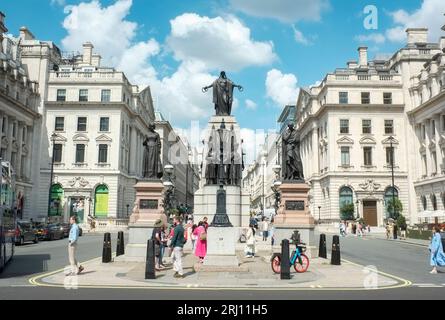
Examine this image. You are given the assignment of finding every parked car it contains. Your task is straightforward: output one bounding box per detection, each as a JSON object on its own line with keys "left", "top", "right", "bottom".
{"left": 41, "top": 224, "right": 65, "bottom": 241}
{"left": 15, "top": 221, "right": 39, "bottom": 245}
{"left": 32, "top": 222, "right": 47, "bottom": 240}
{"left": 60, "top": 223, "right": 70, "bottom": 238}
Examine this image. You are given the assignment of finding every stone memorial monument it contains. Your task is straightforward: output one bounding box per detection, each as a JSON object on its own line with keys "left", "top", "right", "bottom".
{"left": 124, "top": 122, "right": 168, "bottom": 261}
{"left": 273, "top": 123, "right": 317, "bottom": 257}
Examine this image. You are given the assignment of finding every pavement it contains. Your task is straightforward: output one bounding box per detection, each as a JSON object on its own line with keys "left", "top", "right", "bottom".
{"left": 32, "top": 245, "right": 406, "bottom": 290}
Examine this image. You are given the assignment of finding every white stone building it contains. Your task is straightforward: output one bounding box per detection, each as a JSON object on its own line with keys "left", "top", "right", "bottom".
{"left": 294, "top": 29, "right": 444, "bottom": 227}
{"left": 38, "top": 42, "right": 157, "bottom": 224}
{"left": 407, "top": 27, "right": 445, "bottom": 224}
{"left": 0, "top": 14, "right": 40, "bottom": 219}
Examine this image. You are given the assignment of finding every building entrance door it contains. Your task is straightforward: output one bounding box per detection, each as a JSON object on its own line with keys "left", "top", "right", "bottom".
{"left": 362, "top": 200, "right": 378, "bottom": 226}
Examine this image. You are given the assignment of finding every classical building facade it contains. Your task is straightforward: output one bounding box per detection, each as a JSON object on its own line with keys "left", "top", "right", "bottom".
{"left": 294, "top": 28, "right": 444, "bottom": 227}
{"left": 407, "top": 28, "right": 445, "bottom": 223}
{"left": 0, "top": 13, "right": 40, "bottom": 219}
{"left": 155, "top": 111, "right": 199, "bottom": 212}
{"left": 38, "top": 42, "right": 157, "bottom": 224}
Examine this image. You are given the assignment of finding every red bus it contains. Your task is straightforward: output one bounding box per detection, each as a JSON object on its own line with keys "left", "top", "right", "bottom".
{"left": 0, "top": 161, "right": 16, "bottom": 273}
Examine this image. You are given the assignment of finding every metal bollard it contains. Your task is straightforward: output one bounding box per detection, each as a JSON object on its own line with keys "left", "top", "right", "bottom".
{"left": 145, "top": 239, "right": 156, "bottom": 279}
{"left": 280, "top": 239, "right": 291, "bottom": 280}
{"left": 102, "top": 232, "right": 112, "bottom": 263}
{"left": 116, "top": 231, "right": 125, "bottom": 256}
{"left": 319, "top": 234, "right": 327, "bottom": 259}
{"left": 331, "top": 235, "right": 341, "bottom": 265}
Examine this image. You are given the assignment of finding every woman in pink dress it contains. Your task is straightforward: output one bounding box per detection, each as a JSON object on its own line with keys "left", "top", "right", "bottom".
{"left": 193, "top": 222, "right": 207, "bottom": 263}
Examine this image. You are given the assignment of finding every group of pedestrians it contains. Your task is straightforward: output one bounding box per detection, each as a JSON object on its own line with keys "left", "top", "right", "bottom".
{"left": 339, "top": 220, "right": 369, "bottom": 237}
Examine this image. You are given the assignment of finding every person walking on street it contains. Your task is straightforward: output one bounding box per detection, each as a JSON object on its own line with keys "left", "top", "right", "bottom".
{"left": 244, "top": 223, "right": 256, "bottom": 258}
{"left": 400, "top": 221, "right": 407, "bottom": 240}
{"left": 262, "top": 218, "right": 269, "bottom": 241}
{"left": 429, "top": 226, "right": 445, "bottom": 274}
{"left": 170, "top": 216, "right": 186, "bottom": 278}
{"left": 67, "top": 215, "right": 84, "bottom": 276}
{"left": 152, "top": 219, "right": 165, "bottom": 271}
{"left": 193, "top": 221, "right": 207, "bottom": 263}
{"left": 202, "top": 217, "right": 209, "bottom": 231}
{"left": 340, "top": 221, "right": 346, "bottom": 237}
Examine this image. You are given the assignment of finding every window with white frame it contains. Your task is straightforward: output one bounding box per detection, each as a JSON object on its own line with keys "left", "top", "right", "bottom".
{"left": 75, "top": 144, "right": 86, "bottom": 163}
{"left": 386, "top": 147, "right": 394, "bottom": 166}
{"left": 431, "top": 120, "right": 436, "bottom": 138}
{"left": 98, "top": 144, "right": 108, "bottom": 163}
{"left": 362, "top": 119, "right": 372, "bottom": 134}
{"left": 57, "top": 89, "right": 66, "bottom": 102}
{"left": 383, "top": 92, "right": 392, "bottom": 105}
{"left": 101, "top": 89, "right": 111, "bottom": 102}
{"left": 340, "top": 119, "right": 349, "bottom": 134}
{"left": 363, "top": 147, "right": 372, "bottom": 166}
{"left": 385, "top": 120, "right": 394, "bottom": 135}
{"left": 361, "top": 92, "right": 370, "bottom": 104}
{"left": 339, "top": 92, "right": 348, "bottom": 104}
{"left": 79, "top": 89, "right": 88, "bottom": 102}
{"left": 341, "top": 147, "right": 350, "bottom": 166}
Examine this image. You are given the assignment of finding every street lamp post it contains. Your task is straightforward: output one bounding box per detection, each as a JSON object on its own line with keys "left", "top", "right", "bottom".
{"left": 126, "top": 204, "right": 130, "bottom": 218}
{"left": 356, "top": 199, "right": 360, "bottom": 219}
{"left": 88, "top": 197, "right": 92, "bottom": 218}
{"left": 318, "top": 206, "right": 321, "bottom": 223}
{"left": 47, "top": 132, "right": 58, "bottom": 218}
{"left": 389, "top": 136, "right": 397, "bottom": 219}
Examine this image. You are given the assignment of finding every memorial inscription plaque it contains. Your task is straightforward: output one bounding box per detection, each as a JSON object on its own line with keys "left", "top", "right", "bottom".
{"left": 139, "top": 199, "right": 158, "bottom": 210}
{"left": 285, "top": 200, "right": 305, "bottom": 211}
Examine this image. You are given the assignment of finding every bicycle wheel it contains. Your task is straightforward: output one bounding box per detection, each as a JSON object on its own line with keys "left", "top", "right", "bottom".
{"left": 271, "top": 254, "right": 281, "bottom": 274}
{"left": 294, "top": 254, "right": 310, "bottom": 273}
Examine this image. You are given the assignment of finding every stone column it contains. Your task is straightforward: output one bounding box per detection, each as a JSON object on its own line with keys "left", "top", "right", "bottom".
{"left": 15, "top": 121, "right": 25, "bottom": 178}
{"left": 6, "top": 116, "right": 14, "bottom": 161}
{"left": 129, "top": 126, "right": 137, "bottom": 175}
{"left": 25, "top": 125, "right": 33, "bottom": 182}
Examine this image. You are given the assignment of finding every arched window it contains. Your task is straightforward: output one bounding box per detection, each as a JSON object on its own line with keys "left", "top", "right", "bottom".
{"left": 49, "top": 184, "right": 64, "bottom": 217}
{"left": 421, "top": 195, "right": 427, "bottom": 211}
{"left": 339, "top": 187, "right": 354, "bottom": 219}
{"left": 384, "top": 187, "right": 399, "bottom": 218}
{"left": 94, "top": 185, "right": 109, "bottom": 218}
{"left": 431, "top": 194, "right": 437, "bottom": 211}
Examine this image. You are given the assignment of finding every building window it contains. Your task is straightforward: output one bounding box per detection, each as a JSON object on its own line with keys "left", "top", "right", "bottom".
{"left": 386, "top": 147, "right": 395, "bottom": 166}
{"left": 384, "top": 187, "right": 399, "bottom": 218}
{"left": 431, "top": 194, "right": 438, "bottom": 211}
{"left": 383, "top": 92, "right": 392, "bottom": 105}
{"left": 339, "top": 187, "right": 354, "bottom": 219}
{"left": 77, "top": 117, "right": 87, "bottom": 132}
{"left": 362, "top": 119, "right": 372, "bottom": 134}
{"left": 12, "top": 123, "right": 16, "bottom": 138}
{"left": 1, "top": 117, "right": 6, "bottom": 133}
{"left": 53, "top": 144, "right": 63, "bottom": 163}
{"left": 101, "top": 89, "right": 111, "bottom": 103}
{"left": 421, "top": 125, "right": 426, "bottom": 140}
{"left": 55, "top": 117, "right": 65, "bottom": 131}
{"left": 98, "top": 144, "right": 108, "bottom": 163}
{"left": 361, "top": 92, "right": 370, "bottom": 104}
{"left": 100, "top": 117, "right": 109, "bottom": 132}
{"left": 341, "top": 147, "right": 350, "bottom": 166}
{"left": 57, "top": 89, "right": 66, "bottom": 102}
{"left": 432, "top": 151, "right": 437, "bottom": 174}
{"left": 385, "top": 120, "right": 394, "bottom": 135}
{"left": 339, "top": 92, "right": 348, "bottom": 104}
{"left": 79, "top": 89, "right": 88, "bottom": 102}
{"left": 363, "top": 147, "right": 372, "bottom": 166}
{"left": 340, "top": 119, "right": 349, "bottom": 134}
{"left": 431, "top": 120, "right": 436, "bottom": 138}
{"left": 75, "top": 144, "right": 86, "bottom": 163}
{"left": 421, "top": 196, "right": 427, "bottom": 211}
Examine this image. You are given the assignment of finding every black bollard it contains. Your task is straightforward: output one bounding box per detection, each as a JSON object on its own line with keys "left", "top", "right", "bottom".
{"left": 145, "top": 239, "right": 156, "bottom": 279}
{"left": 116, "top": 231, "right": 125, "bottom": 256}
{"left": 331, "top": 235, "right": 341, "bottom": 265}
{"left": 102, "top": 232, "right": 112, "bottom": 263}
{"left": 280, "top": 239, "right": 291, "bottom": 280}
{"left": 319, "top": 234, "right": 327, "bottom": 259}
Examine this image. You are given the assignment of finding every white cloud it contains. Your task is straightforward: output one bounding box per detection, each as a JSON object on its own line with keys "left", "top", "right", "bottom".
{"left": 245, "top": 99, "right": 257, "bottom": 110}
{"left": 166, "top": 13, "right": 276, "bottom": 71}
{"left": 60, "top": 2, "right": 277, "bottom": 126}
{"left": 293, "top": 27, "right": 311, "bottom": 45}
{"left": 355, "top": 33, "right": 386, "bottom": 44}
{"left": 265, "top": 69, "right": 299, "bottom": 107}
{"left": 61, "top": 0, "right": 160, "bottom": 83}
{"left": 230, "top": 0, "right": 330, "bottom": 23}
{"left": 386, "top": 0, "right": 445, "bottom": 43}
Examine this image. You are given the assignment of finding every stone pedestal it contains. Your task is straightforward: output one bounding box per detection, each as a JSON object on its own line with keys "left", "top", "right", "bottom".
{"left": 273, "top": 183, "right": 317, "bottom": 258}
{"left": 198, "top": 227, "right": 247, "bottom": 272}
{"left": 124, "top": 180, "right": 166, "bottom": 261}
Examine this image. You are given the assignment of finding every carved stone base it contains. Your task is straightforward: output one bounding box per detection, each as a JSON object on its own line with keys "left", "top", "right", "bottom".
{"left": 124, "top": 180, "right": 166, "bottom": 261}
{"left": 273, "top": 183, "right": 317, "bottom": 258}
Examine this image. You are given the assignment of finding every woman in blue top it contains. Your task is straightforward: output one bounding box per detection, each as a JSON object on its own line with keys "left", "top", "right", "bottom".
{"left": 429, "top": 226, "right": 445, "bottom": 274}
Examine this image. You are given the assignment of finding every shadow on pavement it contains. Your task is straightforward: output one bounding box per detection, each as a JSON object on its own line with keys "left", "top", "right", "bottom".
{"left": 0, "top": 254, "right": 51, "bottom": 279}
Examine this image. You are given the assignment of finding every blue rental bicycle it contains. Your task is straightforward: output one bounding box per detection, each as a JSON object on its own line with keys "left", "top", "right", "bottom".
{"left": 271, "top": 239, "right": 310, "bottom": 274}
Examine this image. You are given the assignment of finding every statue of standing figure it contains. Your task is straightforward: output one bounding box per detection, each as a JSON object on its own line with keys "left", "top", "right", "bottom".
{"left": 202, "top": 71, "right": 243, "bottom": 116}
{"left": 282, "top": 123, "right": 304, "bottom": 181}
{"left": 142, "top": 122, "right": 163, "bottom": 179}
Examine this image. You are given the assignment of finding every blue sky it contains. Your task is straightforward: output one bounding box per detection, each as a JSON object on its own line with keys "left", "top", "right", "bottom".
{"left": 2, "top": 0, "right": 445, "bottom": 160}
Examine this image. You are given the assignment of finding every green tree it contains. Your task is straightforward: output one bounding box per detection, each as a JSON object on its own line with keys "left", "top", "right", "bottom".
{"left": 386, "top": 198, "right": 403, "bottom": 219}
{"left": 340, "top": 203, "right": 355, "bottom": 220}
{"left": 396, "top": 214, "right": 407, "bottom": 229}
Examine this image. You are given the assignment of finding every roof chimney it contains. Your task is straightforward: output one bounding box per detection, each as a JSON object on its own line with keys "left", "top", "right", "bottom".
{"left": 19, "top": 26, "right": 35, "bottom": 41}
{"left": 406, "top": 28, "right": 428, "bottom": 45}
{"left": 82, "top": 42, "right": 94, "bottom": 65}
{"left": 91, "top": 53, "right": 101, "bottom": 67}
{"left": 358, "top": 47, "right": 368, "bottom": 67}
{"left": 347, "top": 60, "right": 358, "bottom": 69}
